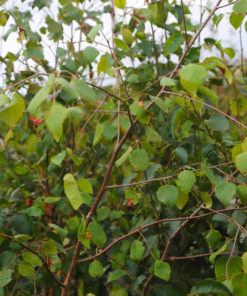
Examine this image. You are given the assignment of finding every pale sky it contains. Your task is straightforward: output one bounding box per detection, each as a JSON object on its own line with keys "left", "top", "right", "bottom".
{"left": 0, "top": 0, "right": 246, "bottom": 87}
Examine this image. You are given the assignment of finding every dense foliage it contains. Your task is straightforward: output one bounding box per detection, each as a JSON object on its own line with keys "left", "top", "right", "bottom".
{"left": 0, "top": 0, "right": 247, "bottom": 295}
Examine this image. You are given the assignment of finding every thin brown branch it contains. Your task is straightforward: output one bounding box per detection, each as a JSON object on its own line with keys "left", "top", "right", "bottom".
{"left": 105, "top": 161, "right": 234, "bottom": 190}
{"left": 77, "top": 207, "right": 247, "bottom": 264}
{"left": 0, "top": 233, "right": 64, "bottom": 288}
{"left": 181, "top": 0, "right": 189, "bottom": 47}
{"left": 167, "top": 251, "right": 245, "bottom": 261}
{"left": 163, "top": 91, "right": 247, "bottom": 131}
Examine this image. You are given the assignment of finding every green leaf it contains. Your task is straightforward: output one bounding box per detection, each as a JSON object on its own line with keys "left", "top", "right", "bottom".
{"left": 97, "top": 55, "right": 109, "bottom": 76}
{"left": 130, "top": 240, "right": 145, "bottom": 261}
{"left": 130, "top": 102, "right": 149, "bottom": 124}
{"left": 210, "top": 240, "right": 229, "bottom": 264}
{"left": 93, "top": 122, "right": 104, "bottom": 146}
{"left": 150, "top": 95, "right": 170, "bottom": 112}
{"left": 232, "top": 272, "right": 247, "bottom": 296}
{"left": 88, "top": 221, "right": 107, "bottom": 247}
{"left": 175, "top": 189, "right": 189, "bottom": 210}
{"left": 18, "top": 263, "right": 35, "bottom": 277}
{"left": 45, "top": 103, "right": 68, "bottom": 142}
{"left": 121, "top": 28, "right": 134, "bottom": 45}
{"left": 206, "top": 114, "right": 229, "bottom": 132}
{"left": 114, "top": 0, "right": 126, "bottom": 9}
{"left": 116, "top": 146, "right": 133, "bottom": 167}
{"left": 49, "top": 223, "right": 68, "bottom": 239}
{"left": 242, "top": 252, "right": 247, "bottom": 273}
{"left": 63, "top": 173, "right": 83, "bottom": 210}
{"left": 176, "top": 170, "right": 196, "bottom": 193}
{"left": 237, "top": 184, "right": 247, "bottom": 204}
{"left": 97, "top": 206, "right": 111, "bottom": 221}
{"left": 160, "top": 77, "right": 177, "bottom": 87}
{"left": 23, "top": 251, "right": 42, "bottom": 267}
{"left": 236, "top": 152, "right": 247, "bottom": 174}
{"left": 0, "top": 269, "right": 12, "bottom": 288}
{"left": 215, "top": 256, "right": 243, "bottom": 282}
{"left": 89, "top": 260, "right": 103, "bottom": 278}
{"left": 157, "top": 185, "right": 178, "bottom": 207}
{"left": 215, "top": 181, "right": 236, "bottom": 207}
{"left": 78, "top": 178, "right": 93, "bottom": 194}
{"left": 154, "top": 260, "right": 171, "bottom": 281}
{"left": 27, "top": 74, "right": 56, "bottom": 115}
{"left": 163, "top": 32, "right": 183, "bottom": 55}
{"left": 107, "top": 269, "right": 127, "bottom": 283}
{"left": 234, "top": 0, "right": 247, "bottom": 14}
{"left": 44, "top": 197, "right": 61, "bottom": 203}
{"left": 111, "top": 286, "right": 128, "bottom": 296}
{"left": 114, "top": 38, "right": 129, "bottom": 50}
{"left": 70, "top": 79, "right": 97, "bottom": 105}
{"left": 179, "top": 64, "right": 207, "bottom": 93}
{"left": 146, "top": 126, "right": 162, "bottom": 143}
{"left": 50, "top": 150, "right": 66, "bottom": 167}
{"left": 0, "top": 94, "right": 10, "bottom": 107}
{"left": 82, "top": 46, "right": 99, "bottom": 62}
{"left": 129, "top": 149, "right": 149, "bottom": 172}
{"left": 87, "top": 24, "right": 102, "bottom": 40}
{"left": 41, "top": 239, "right": 57, "bottom": 255}
{"left": 1, "top": 94, "right": 25, "bottom": 127}
{"left": 195, "top": 279, "right": 231, "bottom": 296}
{"left": 201, "top": 192, "right": 212, "bottom": 208}
{"left": 0, "top": 11, "right": 9, "bottom": 26}
{"left": 25, "top": 47, "right": 44, "bottom": 60}
{"left": 206, "top": 230, "right": 221, "bottom": 249}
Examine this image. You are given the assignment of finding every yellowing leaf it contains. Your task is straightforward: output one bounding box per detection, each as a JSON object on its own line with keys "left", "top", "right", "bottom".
{"left": 27, "top": 74, "right": 56, "bottom": 115}
{"left": 97, "top": 55, "right": 109, "bottom": 76}
{"left": 63, "top": 173, "right": 83, "bottom": 210}
{"left": 114, "top": 0, "right": 126, "bottom": 9}
{"left": 114, "top": 38, "right": 129, "bottom": 50}
{"left": 1, "top": 94, "right": 25, "bottom": 127}
{"left": 179, "top": 64, "right": 207, "bottom": 94}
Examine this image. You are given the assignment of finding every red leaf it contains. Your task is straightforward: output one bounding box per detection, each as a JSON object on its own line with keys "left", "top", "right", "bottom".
{"left": 30, "top": 115, "right": 44, "bottom": 127}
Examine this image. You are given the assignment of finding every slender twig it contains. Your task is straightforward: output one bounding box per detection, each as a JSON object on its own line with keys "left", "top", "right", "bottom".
{"left": 105, "top": 161, "right": 234, "bottom": 189}
{"left": 163, "top": 90, "right": 247, "bottom": 131}
{"left": 225, "top": 227, "right": 240, "bottom": 279}
{"left": 73, "top": 94, "right": 108, "bottom": 153}
{"left": 77, "top": 207, "right": 247, "bottom": 264}
{"left": 217, "top": 0, "right": 240, "bottom": 9}
{"left": 181, "top": 0, "right": 189, "bottom": 47}
{"left": 0, "top": 233, "right": 64, "bottom": 287}
{"left": 142, "top": 204, "right": 204, "bottom": 295}
{"left": 167, "top": 251, "right": 245, "bottom": 261}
